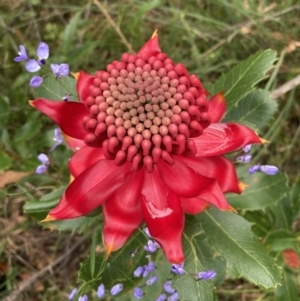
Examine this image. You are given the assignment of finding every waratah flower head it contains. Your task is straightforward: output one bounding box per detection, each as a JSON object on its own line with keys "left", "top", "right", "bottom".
{"left": 31, "top": 32, "right": 263, "bottom": 263}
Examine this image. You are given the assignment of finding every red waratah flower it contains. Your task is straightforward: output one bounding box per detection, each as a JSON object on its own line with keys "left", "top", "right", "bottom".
{"left": 30, "top": 33, "right": 263, "bottom": 263}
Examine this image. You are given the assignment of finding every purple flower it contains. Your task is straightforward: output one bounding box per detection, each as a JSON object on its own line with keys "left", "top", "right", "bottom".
{"left": 163, "top": 281, "right": 175, "bottom": 294}
{"left": 156, "top": 293, "right": 167, "bottom": 301}
{"left": 26, "top": 59, "right": 41, "bottom": 72}
{"left": 167, "top": 292, "right": 179, "bottom": 301}
{"left": 68, "top": 288, "right": 77, "bottom": 300}
{"left": 171, "top": 262, "right": 185, "bottom": 275}
{"left": 78, "top": 296, "right": 88, "bottom": 301}
{"left": 248, "top": 164, "right": 260, "bottom": 175}
{"left": 14, "top": 45, "right": 28, "bottom": 62}
{"left": 133, "top": 287, "right": 144, "bottom": 299}
{"left": 143, "top": 227, "right": 151, "bottom": 237}
{"left": 110, "top": 283, "right": 123, "bottom": 296}
{"left": 243, "top": 144, "right": 252, "bottom": 153}
{"left": 134, "top": 266, "right": 145, "bottom": 277}
{"left": 260, "top": 165, "right": 279, "bottom": 175}
{"left": 97, "top": 283, "right": 105, "bottom": 298}
{"left": 37, "top": 42, "right": 49, "bottom": 64}
{"left": 147, "top": 261, "right": 156, "bottom": 272}
{"left": 30, "top": 76, "right": 44, "bottom": 88}
{"left": 62, "top": 94, "right": 72, "bottom": 101}
{"left": 50, "top": 128, "right": 64, "bottom": 151}
{"left": 35, "top": 153, "right": 50, "bottom": 174}
{"left": 51, "top": 63, "right": 70, "bottom": 78}
{"left": 146, "top": 275, "right": 158, "bottom": 286}
{"left": 197, "top": 270, "right": 217, "bottom": 280}
{"left": 236, "top": 154, "right": 252, "bottom": 163}
{"left": 144, "top": 240, "right": 159, "bottom": 253}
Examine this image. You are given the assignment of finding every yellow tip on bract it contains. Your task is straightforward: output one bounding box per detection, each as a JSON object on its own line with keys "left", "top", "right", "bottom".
{"left": 259, "top": 137, "right": 270, "bottom": 144}
{"left": 71, "top": 72, "right": 80, "bottom": 80}
{"left": 28, "top": 100, "right": 35, "bottom": 107}
{"left": 151, "top": 29, "right": 158, "bottom": 38}
{"left": 105, "top": 243, "right": 115, "bottom": 260}
{"left": 69, "top": 174, "right": 75, "bottom": 184}
{"left": 228, "top": 206, "right": 238, "bottom": 214}
{"left": 41, "top": 214, "right": 56, "bottom": 222}
{"left": 239, "top": 181, "right": 249, "bottom": 192}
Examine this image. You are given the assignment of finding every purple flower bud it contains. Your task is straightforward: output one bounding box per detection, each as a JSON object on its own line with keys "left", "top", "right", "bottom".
{"left": 147, "top": 261, "right": 156, "bottom": 272}
{"left": 197, "top": 270, "right": 217, "bottom": 280}
{"left": 30, "top": 76, "right": 44, "bottom": 88}
{"left": 38, "top": 153, "right": 50, "bottom": 165}
{"left": 163, "top": 280, "right": 175, "bottom": 294}
{"left": 35, "top": 164, "right": 48, "bottom": 174}
{"left": 37, "top": 42, "right": 49, "bottom": 60}
{"left": 146, "top": 275, "right": 158, "bottom": 286}
{"left": 133, "top": 266, "right": 145, "bottom": 277}
{"left": 62, "top": 94, "right": 71, "bottom": 101}
{"left": 97, "top": 283, "right": 105, "bottom": 298}
{"left": 143, "top": 227, "right": 151, "bottom": 237}
{"left": 133, "top": 287, "right": 144, "bottom": 299}
{"left": 156, "top": 293, "right": 167, "bottom": 301}
{"left": 110, "top": 283, "right": 123, "bottom": 296}
{"left": 142, "top": 267, "right": 149, "bottom": 278}
{"left": 26, "top": 59, "right": 41, "bottom": 72}
{"left": 51, "top": 63, "right": 70, "bottom": 78}
{"left": 171, "top": 262, "right": 185, "bottom": 275}
{"left": 68, "top": 288, "right": 77, "bottom": 300}
{"left": 14, "top": 45, "right": 28, "bottom": 62}
{"left": 248, "top": 164, "right": 260, "bottom": 175}
{"left": 260, "top": 165, "right": 279, "bottom": 175}
{"left": 50, "top": 128, "right": 64, "bottom": 151}
{"left": 167, "top": 292, "right": 179, "bottom": 301}
{"left": 243, "top": 144, "right": 252, "bottom": 153}
{"left": 144, "top": 240, "right": 159, "bottom": 253}
{"left": 236, "top": 154, "right": 252, "bottom": 163}
{"left": 78, "top": 295, "right": 88, "bottom": 301}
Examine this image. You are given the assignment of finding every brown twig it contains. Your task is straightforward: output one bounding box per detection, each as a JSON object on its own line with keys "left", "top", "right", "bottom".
{"left": 270, "top": 74, "right": 300, "bottom": 99}
{"left": 4, "top": 236, "right": 86, "bottom": 301}
{"left": 92, "top": 0, "right": 134, "bottom": 53}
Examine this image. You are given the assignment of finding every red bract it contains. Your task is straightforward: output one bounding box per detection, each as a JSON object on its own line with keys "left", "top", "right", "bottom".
{"left": 31, "top": 33, "right": 262, "bottom": 263}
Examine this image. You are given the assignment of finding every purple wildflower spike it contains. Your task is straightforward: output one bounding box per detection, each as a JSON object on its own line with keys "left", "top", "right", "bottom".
{"left": 236, "top": 154, "right": 252, "bottom": 163}
{"left": 30, "top": 76, "right": 44, "bottom": 88}
{"left": 110, "top": 283, "right": 123, "bottom": 296}
{"left": 37, "top": 42, "right": 49, "bottom": 64}
{"left": 156, "top": 293, "right": 167, "bottom": 301}
{"left": 146, "top": 275, "right": 158, "bottom": 286}
{"left": 68, "top": 288, "right": 77, "bottom": 300}
{"left": 163, "top": 281, "right": 175, "bottom": 294}
{"left": 243, "top": 144, "right": 252, "bottom": 153}
{"left": 133, "top": 266, "right": 145, "bottom": 277}
{"left": 50, "top": 128, "right": 64, "bottom": 151}
{"left": 167, "top": 292, "right": 179, "bottom": 301}
{"left": 260, "top": 165, "right": 279, "bottom": 175}
{"left": 14, "top": 45, "right": 28, "bottom": 62}
{"left": 171, "top": 262, "right": 185, "bottom": 275}
{"left": 248, "top": 164, "right": 260, "bottom": 175}
{"left": 133, "top": 287, "right": 144, "bottom": 299}
{"left": 78, "top": 296, "right": 88, "bottom": 301}
{"left": 25, "top": 59, "right": 41, "bottom": 72}
{"left": 97, "top": 283, "right": 105, "bottom": 298}
{"left": 51, "top": 63, "right": 70, "bottom": 78}
{"left": 197, "top": 270, "right": 217, "bottom": 280}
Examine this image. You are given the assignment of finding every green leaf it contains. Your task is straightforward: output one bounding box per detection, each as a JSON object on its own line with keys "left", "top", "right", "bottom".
{"left": 224, "top": 89, "right": 277, "bottom": 132}
{"left": 210, "top": 50, "right": 277, "bottom": 112}
{"left": 227, "top": 167, "right": 289, "bottom": 211}
{"left": 34, "top": 76, "right": 77, "bottom": 101}
{"left": 199, "top": 208, "right": 281, "bottom": 288}
{"left": 264, "top": 230, "right": 300, "bottom": 252}
{"left": 13, "top": 117, "right": 42, "bottom": 143}
{"left": 173, "top": 216, "right": 226, "bottom": 301}
{"left": 0, "top": 151, "right": 12, "bottom": 172}
{"left": 0, "top": 95, "right": 9, "bottom": 126}
{"left": 275, "top": 269, "right": 299, "bottom": 301}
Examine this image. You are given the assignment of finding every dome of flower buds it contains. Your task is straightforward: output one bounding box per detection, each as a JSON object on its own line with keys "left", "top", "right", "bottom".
{"left": 82, "top": 47, "right": 211, "bottom": 172}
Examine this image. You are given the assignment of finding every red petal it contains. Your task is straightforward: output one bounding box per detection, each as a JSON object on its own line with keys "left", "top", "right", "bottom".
{"left": 69, "top": 146, "right": 105, "bottom": 177}
{"left": 180, "top": 197, "right": 209, "bottom": 214}
{"left": 77, "top": 71, "right": 95, "bottom": 102}
{"left": 192, "top": 123, "right": 261, "bottom": 156}
{"left": 142, "top": 167, "right": 184, "bottom": 263}
{"left": 49, "top": 160, "right": 131, "bottom": 219}
{"left": 283, "top": 249, "right": 300, "bottom": 269}
{"left": 63, "top": 133, "right": 86, "bottom": 151}
{"left": 137, "top": 33, "right": 161, "bottom": 56}
{"left": 31, "top": 99, "right": 88, "bottom": 139}
{"left": 103, "top": 170, "right": 144, "bottom": 251}
{"left": 157, "top": 157, "right": 214, "bottom": 198}
{"left": 208, "top": 92, "right": 226, "bottom": 123}
{"left": 180, "top": 156, "right": 240, "bottom": 193}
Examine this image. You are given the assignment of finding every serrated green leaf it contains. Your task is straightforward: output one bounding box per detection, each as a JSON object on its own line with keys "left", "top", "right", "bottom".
{"left": 224, "top": 89, "right": 277, "bottom": 132}
{"left": 264, "top": 230, "right": 300, "bottom": 252}
{"left": 199, "top": 208, "right": 281, "bottom": 288}
{"left": 275, "top": 269, "right": 299, "bottom": 301}
{"left": 34, "top": 76, "right": 77, "bottom": 100}
{"left": 227, "top": 167, "right": 289, "bottom": 211}
{"left": 0, "top": 151, "right": 12, "bottom": 172}
{"left": 210, "top": 50, "right": 277, "bottom": 112}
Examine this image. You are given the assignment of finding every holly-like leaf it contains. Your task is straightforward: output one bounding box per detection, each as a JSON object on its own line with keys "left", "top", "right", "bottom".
{"left": 224, "top": 89, "right": 277, "bottom": 132}
{"left": 275, "top": 269, "right": 299, "bottom": 301}
{"left": 210, "top": 50, "right": 277, "bottom": 112}
{"left": 199, "top": 208, "right": 281, "bottom": 288}
{"left": 34, "top": 76, "right": 77, "bottom": 101}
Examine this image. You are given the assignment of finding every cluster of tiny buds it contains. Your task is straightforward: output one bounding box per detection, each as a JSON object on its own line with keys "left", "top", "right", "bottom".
{"left": 82, "top": 51, "right": 211, "bottom": 172}
{"left": 235, "top": 144, "right": 279, "bottom": 176}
